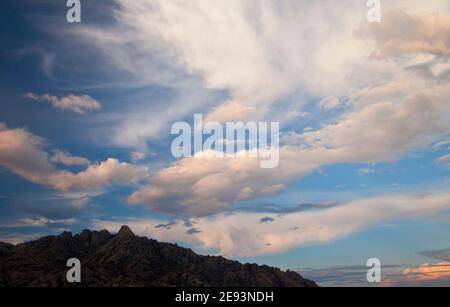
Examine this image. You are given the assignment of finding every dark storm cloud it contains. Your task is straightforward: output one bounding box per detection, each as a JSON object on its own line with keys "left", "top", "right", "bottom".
{"left": 186, "top": 228, "right": 201, "bottom": 235}
{"left": 259, "top": 217, "right": 275, "bottom": 223}
{"left": 155, "top": 221, "right": 177, "bottom": 229}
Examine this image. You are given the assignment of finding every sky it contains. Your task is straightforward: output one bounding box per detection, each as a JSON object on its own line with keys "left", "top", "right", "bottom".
{"left": 0, "top": 0, "right": 450, "bottom": 287}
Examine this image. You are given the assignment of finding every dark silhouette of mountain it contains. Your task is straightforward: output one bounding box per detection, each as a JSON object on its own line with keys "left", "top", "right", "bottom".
{"left": 0, "top": 226, "right": 318, "bottom": 287}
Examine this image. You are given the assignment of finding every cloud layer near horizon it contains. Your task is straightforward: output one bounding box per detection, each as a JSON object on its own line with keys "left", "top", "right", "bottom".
{"left": 96, "top": 190, "right": 450, "bottom": 257}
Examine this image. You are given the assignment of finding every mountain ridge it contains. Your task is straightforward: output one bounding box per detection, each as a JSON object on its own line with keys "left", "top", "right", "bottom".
{"left": 0, "top": 226, "right": 318, "bottom": 287}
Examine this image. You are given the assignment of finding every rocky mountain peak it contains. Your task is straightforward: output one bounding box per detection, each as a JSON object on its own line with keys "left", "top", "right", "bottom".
{"left": 0, "top": 226, "right": 318, "bottom": 287}
{"left": 117, "top": 225, "right": 135, "bottom": 238}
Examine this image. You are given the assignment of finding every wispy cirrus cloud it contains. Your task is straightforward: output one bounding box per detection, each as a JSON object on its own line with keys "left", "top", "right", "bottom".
{"left": 75, "top": 0, "right": 403, "bottom": 146}
{"left": 15, "top": 47, "right": 56, "bottom": 78}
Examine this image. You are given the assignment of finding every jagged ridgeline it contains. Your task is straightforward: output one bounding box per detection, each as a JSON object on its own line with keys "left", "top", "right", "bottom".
{"left": 0, "top": 226, "right": 318, "bottom": 287}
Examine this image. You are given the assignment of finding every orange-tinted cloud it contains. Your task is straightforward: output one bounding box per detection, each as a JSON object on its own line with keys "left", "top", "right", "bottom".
{"left": 362, "top": 10, "right": 450, "bottom": 58}
{"left": 403, "top": 262, "right": 450, "bottom": 282}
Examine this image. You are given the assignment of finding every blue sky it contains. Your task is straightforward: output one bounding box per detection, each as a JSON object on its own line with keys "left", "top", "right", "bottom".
{"left": 1, "top": 0, "right": 450, "bottom": 286}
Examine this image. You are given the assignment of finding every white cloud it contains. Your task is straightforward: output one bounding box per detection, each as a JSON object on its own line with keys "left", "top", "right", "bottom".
{"left": 286, "top": 111, "right": 309, "bottom": 120}
{"left": 204, "top": 100, "right": 258, "bottom": 123}
{"left": 131, "top": 151, "right": 146, "bottom": 162}
{"left": 0, "top": 124, "right": 55, "bottom": 184}
{"left": 0, "top": 124, "right": 149, "bottom": 192}
{"left": 357, "top": 168, "right": 376, "bottom": 175}
{"left": 435, "top": 154, "right": 450, "bottom": 169}
{"left": 360, "top": 10, "right": 450, "bottom": 59}
{"left": 127, "top": 147, "right": 319, "bottom": 216}
{"left": 51, "top": 150, "right": 90, "bottom": 166}
{"left": 319, "top": 97, "right": 343, "bottom": 110}
{"left": 48, "top": 158, "right": 149, "bottom": 192}
{"left": 25, "top": 93, "right": 101, "bottom": 114}
{"left": 302, "top": 77, "right": 450, "bottom": 163}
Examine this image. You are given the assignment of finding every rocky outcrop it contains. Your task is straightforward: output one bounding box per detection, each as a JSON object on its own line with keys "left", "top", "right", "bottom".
{"left": 0, "top": 226, "right": 318, "bottom": 287}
